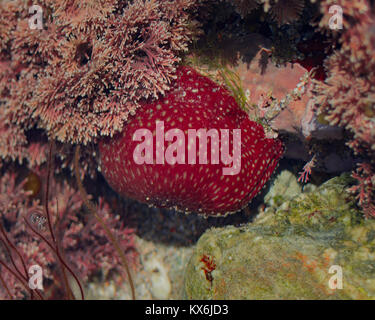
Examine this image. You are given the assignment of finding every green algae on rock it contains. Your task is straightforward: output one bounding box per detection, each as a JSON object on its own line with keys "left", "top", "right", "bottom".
{"left": 184, "top": 174, "right": 375, "bottom": 299}
{"left": 263, "top": 170, "right": 304, "bottom": 207}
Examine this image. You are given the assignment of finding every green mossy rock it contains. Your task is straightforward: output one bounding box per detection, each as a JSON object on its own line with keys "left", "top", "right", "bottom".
{"left": 184, "top": 174, "right": 375, "bottom": 299}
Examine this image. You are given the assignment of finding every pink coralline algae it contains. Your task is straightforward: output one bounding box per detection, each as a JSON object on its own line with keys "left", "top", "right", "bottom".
{"left": 0, "top": 0, "right": 202, "bottom": 299}
{"left": 348, "top": 163, "right": 375, "bottom": 219}
{"left": 312, "top": 0, "right": 375, "bottom": 217}
{"left": 0, "top": 0, "right": 200, "bottom": 168}
{"left": 313, "top": 0, "right": 375, "bottom": 153}
{"left": 0, "top": 171, "right": 137, "bottom": 299}
{"left": 100, "top": 66, "right": 284, "bottom": 216}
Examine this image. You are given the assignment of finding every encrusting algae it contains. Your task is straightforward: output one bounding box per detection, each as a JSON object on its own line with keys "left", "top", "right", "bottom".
{"left": 184, "top": 173, "right": 375, "bottom": 299}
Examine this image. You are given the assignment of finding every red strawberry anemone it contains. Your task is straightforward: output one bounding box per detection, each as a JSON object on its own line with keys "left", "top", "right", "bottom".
{"left": 99, "top": 66, "right": 284, "bottom": 216}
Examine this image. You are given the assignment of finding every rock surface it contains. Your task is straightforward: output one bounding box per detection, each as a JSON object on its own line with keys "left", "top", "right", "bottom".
{"left": 184, "top": 173, "right": 375, "bottom": 299}
{"left": 86, "top": 236, "right": 193, "bottom": 300}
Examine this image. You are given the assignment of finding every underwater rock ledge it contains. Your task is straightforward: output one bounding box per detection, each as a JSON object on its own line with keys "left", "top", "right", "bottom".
{"left": 184, "top": 173, "right": 375, "bottom": 299}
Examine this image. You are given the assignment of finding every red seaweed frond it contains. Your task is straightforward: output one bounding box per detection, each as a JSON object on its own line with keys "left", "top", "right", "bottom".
{"left": 348, "top": 163, "right": 375, "bottom": 219}
{"left": 0, "top": 159, "right": 137, "bottom": 299}
{"left": 312, "top": 0, "right": 375, "bottom": 217}
{"left": 74, "top": 145, "right": 136, "bottom": 300}
{"left": 298, "top": 155, "right": 316, "bottom": 184}
{"left": 200, "top": 254, "right": 216, "bottom": 285}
